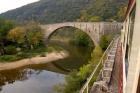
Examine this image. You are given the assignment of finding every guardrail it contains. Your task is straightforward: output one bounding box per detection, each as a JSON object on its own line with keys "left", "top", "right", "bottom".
{"left": 79, "top": 37, "right": 117, "bottom": 93}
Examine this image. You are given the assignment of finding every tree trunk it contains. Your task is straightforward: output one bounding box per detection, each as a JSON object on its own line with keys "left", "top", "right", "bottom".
{"left": 0, "top": 42, "right": 5, "bottom": 55}
{"left": 31, "top": 45, "right": 34, "bottom": 50}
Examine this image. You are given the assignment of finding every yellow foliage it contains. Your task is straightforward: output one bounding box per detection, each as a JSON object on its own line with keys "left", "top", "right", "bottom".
{"left": 7, "top": 27, "right": 25, "bottom": 43}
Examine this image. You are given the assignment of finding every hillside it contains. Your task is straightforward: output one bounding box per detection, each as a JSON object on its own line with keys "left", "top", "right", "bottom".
{"left": 0, "top": 0, "right": 128, "bottom": 24}
{"left": 80, "top": 0, "right": 128, "bottom": 22}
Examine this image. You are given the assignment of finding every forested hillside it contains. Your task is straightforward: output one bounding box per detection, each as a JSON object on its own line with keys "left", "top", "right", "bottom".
{"left": 0, "top": 0, "right": 128, "bottom": 24}
{"left": 80, "top": 0, "right": 128, "bottom": 22}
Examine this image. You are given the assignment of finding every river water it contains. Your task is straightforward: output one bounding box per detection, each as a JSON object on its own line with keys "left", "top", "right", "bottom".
{"left": 0, "top": 40, "right": 93, "bottom": 93}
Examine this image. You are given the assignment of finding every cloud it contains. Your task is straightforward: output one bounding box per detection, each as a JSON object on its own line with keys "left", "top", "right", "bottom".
{"left": 0, "top": 0, "right": 39, "bottom": 14}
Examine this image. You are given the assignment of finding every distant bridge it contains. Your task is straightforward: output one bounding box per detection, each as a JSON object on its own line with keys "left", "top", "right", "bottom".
{"left": 40, "top": 22, "right": 122, "bottom": 45}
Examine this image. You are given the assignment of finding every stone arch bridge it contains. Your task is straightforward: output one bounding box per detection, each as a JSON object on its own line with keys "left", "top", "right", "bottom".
{"left": 40, "top": 22, "right": 122, "bottom": 45}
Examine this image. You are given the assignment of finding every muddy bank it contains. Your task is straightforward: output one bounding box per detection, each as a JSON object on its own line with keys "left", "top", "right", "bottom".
{"left": 0, "top": 51, "right": 69, "bottom": 71}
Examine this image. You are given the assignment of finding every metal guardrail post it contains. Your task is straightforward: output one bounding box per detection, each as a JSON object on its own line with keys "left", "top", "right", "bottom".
{"left": 87, "top": 84, "right": 88, "bottom": 93}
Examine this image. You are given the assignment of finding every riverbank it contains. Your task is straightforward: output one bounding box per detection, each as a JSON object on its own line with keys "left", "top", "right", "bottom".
{"left": 0, "top": 51, "right": 69, "bottom": 71}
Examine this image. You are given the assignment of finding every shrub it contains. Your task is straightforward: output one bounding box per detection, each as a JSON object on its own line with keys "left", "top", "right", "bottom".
{"left": 91, "top": 46, "right": 103, "bottom": 64}
{"left": 62, "top": 64, "right": 93, "bottom": 93}
{"left": 100, "top": 34, "right": 112, "bottom": 50}
{"left": 77, "top": 64, "right": 92, "bottom": 80}
{"left": 0, "top": 55, "right": 18, "bottom": 62}
{"left": 16, "top": 52, "right": 30, "bottom": 59}
{"left": 5, "top": 45, "right": 17, "bottom": 55}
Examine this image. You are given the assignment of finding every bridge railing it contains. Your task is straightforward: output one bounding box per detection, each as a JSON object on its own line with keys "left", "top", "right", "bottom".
{"left": 79, "top": 37, "right": 117, "bottom": 93}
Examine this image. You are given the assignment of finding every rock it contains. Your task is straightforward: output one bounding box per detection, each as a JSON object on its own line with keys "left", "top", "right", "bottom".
{"left": 16, "top": 47, "right": 21, "bottom": 52}
{"left": 90, "top": 81, "right": 108, "bottom": 93}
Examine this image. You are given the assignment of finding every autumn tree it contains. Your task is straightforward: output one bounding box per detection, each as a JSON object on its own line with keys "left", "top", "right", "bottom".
{"left": 7, "top": 22, "right": 44, "bottom": 50}
{"left": 7, "top": 27, "right": 25, "bottom": 44}
{"left": 24, "top": 22, "right": 44, "bottom": 49}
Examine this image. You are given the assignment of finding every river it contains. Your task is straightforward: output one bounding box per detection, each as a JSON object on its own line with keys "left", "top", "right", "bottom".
{"left": 0, "top": 40, "right": 93, "bottom": 93}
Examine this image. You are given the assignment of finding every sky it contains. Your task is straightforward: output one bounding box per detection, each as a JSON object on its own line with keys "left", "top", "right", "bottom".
{"left": 0, "top": 0, "right": 39, "bottom": 14}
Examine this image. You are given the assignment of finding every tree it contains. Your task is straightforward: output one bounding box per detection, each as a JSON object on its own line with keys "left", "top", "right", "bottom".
{"left": 90, "top": 46, "right": 103, "bottom": 64}
{"left": 24, "top": 22, "right": 44, "bottom": 49}
{"left": 80, "top": 10, "right": 91, "bottom": 22}
{"left": 7, "top": 27, "right": 25, "bottom": 44}
{"left": 100, "top": 34, "right": 112, "bottom": 51}
{"left": 62, "top": 65, "right": 92, "bottom": 93}
{"left": 74, "top": 30, "right": 92, "bottom": 47}
{"left": 7, "top": 21, "right": 44, "bottom": 50}
{"left": 117, "top": 6, "right": 127, "bottom": 22}
{"left": 90, "top": 16, "right": 102, "bottom": 22}
{"left": 0, "top": 18, "right": 15, "bottom": 55}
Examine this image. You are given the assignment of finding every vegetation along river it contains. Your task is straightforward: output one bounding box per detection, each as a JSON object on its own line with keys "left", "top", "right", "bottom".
{"left": 0, "top": 39, "right": 93, "bottom": 93}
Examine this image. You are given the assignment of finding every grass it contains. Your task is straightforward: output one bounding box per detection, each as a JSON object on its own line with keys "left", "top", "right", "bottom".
{"left": 0, "top": 45, "right": 64, "bottom": 62}
{"left": 0, "top": 55, "right": 22, "bottom": 62}
{"left": 47, "top": 45, "right": 63, "bottom": 52}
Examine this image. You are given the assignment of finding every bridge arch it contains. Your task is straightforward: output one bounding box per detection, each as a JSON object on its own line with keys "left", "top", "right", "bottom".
{"left": 46, "top": 25, "right": 96, "bottom": 45}
{"left": 40, "top": 22, "right": 122, "bottom": 46}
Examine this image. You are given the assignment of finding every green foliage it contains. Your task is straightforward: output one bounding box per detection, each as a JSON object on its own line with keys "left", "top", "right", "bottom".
{"left": 0, "top": 0, "right": 128, "bottom": 23}
{"left": 0, "top": 46, "right": 49, "bottom": 62}
{"left": 77, "top": 64, "right": 92, "bottom": 80}
{"left": 0, "top": 18, "right": 15, "bottom": 55}
{"left": 54, "top": 83, "right": 65, "bottom": 93}
{"left": 0, "top": 55, "right": 20, "bottom": 62}
{"left": 7, "top": 22, "right": 44, "bottom": 50}
{"left": 80, "top": 0, "right": 128, "bottom": 22}
{"left": 22, "top": 22, "right": 44, "bottom": 49}
{"left": 63, "top": 70, "right": 82, "bottom": 93}
{"left": 47, "top": 45, "right": 63, "bottom": 53}
{"left": 79, "top": 10, "right": 91, "bottom": 22}
{"left": 55, "top": 41, "right": 105, "bottom": 93}
{"left": 90, "top": 46, "right": 103, "bottom": 64}
{"left": 60, "top": 47, "right": 103, "bottom": 93}
{"left": 73, "top": 30, "right": 93, "bottom": 47}
{"left": 63, "top": 65, "right": 92, "bottom": 93}
{"left": 116, "top": 6, "right": 127, "bottom": 21}
{"left": 50, "top": 27, "right": 94, "bottom": 48}
{"left": 0, "top": 20, "right": 48, "bottom": 61}
{"left": 89, "top": 16, "right": 102, "bottom": 22}
{"left": 16, "top": 52, "right": 31, "bottom": 59}
{"left": 0, "top": 18, "right": 15, "bottom": 38}
{"left": 0, "top": 0, "right": 93, "bottom": 24}
{"left": 50, "top": 27, "right": 75, "bottom": 39}
{"left": 100, "top": 34, "right": 113, "bottom": 51}
{"left": 5, "top": 45, "right": 17, "bottom": 55}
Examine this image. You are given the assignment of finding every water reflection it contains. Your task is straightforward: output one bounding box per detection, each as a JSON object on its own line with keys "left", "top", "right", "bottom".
{"left": 0, "top": 41, "right": 92, "bottom": 93}
{"left": 0, "top": 68, "right": 65, "bottom": 93}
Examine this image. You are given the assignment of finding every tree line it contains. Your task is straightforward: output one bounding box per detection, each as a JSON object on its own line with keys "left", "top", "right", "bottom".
{"left": 0, "top": 18, "right": 45, "bottom": 61}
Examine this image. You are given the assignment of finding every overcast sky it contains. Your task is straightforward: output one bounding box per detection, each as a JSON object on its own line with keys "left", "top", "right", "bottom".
{"left": 0, "top": 0, "right": 39, "bottom": 14}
